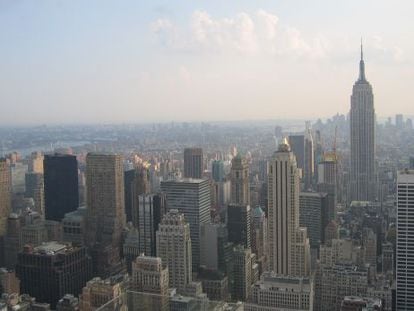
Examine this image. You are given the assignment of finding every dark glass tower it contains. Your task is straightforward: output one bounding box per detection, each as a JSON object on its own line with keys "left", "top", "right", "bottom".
{"left": 44, "top": 154, "right": 79, "bottom": 221}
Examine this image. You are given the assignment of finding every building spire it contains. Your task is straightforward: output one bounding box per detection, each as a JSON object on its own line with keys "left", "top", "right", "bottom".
{"left": 360, "top": 37, "right": 363, "bottom": 61}
{"left": 359, "top": 38, "right": 366, "bottom": 81}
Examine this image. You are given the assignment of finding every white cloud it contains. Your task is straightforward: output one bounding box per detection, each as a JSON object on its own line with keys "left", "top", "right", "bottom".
{"left": 150, "top": 10, "right": 329, "bottom": 59}
{"left": 150, "top": 10, "right": 405, "bottom": 65}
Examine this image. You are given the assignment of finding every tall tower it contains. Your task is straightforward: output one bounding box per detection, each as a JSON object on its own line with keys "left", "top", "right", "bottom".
{"left": 350, "top": 43, "right": 376, "bottom": 202}
{"left": 230, "top": 154, "right": 250, "bottom": 205}
{"left": 161, "top": 178, "right": 210, "bottom": 272}
{"left": 184, "top": 148, "right": 203, "bottom": 179}
{"left": 85, "top": 153, "right": 126, "bottom": 277}
{"left": 396, "top": 169, "right": 414, "bottom": 310}
{"left": 0, "top": 158, "right": 11, "bottom": 237}
{"left": 268, "top": 139, "right": 310, "bottom": 277}
{"left": 44, "top": 154, "right": 79, "bottom": 221}
{"left": 133, "top": 193, "right": 166, "bottom": 257}
{"left": 156, "top": 210, "right": 192, "bottom": 293}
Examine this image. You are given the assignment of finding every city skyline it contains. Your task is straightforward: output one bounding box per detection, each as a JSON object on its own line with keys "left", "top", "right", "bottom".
{"left": 0, "top": 0, "right": 413, "bottom": 125}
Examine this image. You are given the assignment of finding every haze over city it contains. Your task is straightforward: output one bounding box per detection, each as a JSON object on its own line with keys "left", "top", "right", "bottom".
{"left": 0, "top": 0, "right": 413, "bottom": 125}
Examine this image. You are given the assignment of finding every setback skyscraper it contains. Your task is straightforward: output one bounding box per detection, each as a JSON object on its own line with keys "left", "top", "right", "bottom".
{"left": 350, "top": 44, "right": 376, "bottom": 202}
{"left": 268, "top": 139, "right": 310, "bottom": 277}
{"left": 156, "top": 210, "right": 192, "bottom": 293}
{"left": 44, "top": 154, "right": 79, "bottom": 221}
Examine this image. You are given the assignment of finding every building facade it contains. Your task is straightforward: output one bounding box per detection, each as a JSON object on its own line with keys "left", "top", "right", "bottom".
{"left": 396, "top": 169, "right": 414, "bottom": 310}
{"left": 43, "top": 154, "right": 79, "bottom": 221}
{"left": 350, "top": 44, "right": 376, "bottom": 202}
{"left": 85, "top": 153, "right": 126, "bottom": 277}
{"left": 268, "top": 139, "right": 310, "bottom": 277}
{"left": 184, "top": 148, "right": 203, "bottom": 179}
{"left": 161, "top": 178, "right": 210, "bottom": 272}
{"left": 156, "top": 210, "right": 192, "bottom": 293}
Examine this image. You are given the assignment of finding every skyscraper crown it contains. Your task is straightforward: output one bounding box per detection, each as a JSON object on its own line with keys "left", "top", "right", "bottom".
{"left": 358, "top": 40, "right": 366, "bottom": 82}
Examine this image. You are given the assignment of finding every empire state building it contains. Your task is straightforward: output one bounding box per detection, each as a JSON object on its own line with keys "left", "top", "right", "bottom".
{"left": 350, "top": 43, "right": 376, "bottom": 202}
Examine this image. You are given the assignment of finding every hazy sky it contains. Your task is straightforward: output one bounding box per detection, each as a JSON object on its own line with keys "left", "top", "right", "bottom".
{"left": 1, "top": 0, "right": 413, "bottom": 125}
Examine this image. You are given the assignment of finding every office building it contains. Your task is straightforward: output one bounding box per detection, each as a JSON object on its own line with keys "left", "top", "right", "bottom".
{"left": 304, "top": 128, "right": 315, "bottom": 190}
{"left": 133, "top": 193, "right": 166, "bottom": 257}
{"left": 251, "top": 206, "right": 268, "bottom": 273}
{"left": 299, "top": 191, "right": 328, "bottom": 249}
{"left": 156, "top": 210, "right": 192, "bottom": 293}
{"left": 79, "top": 274, "right": 127, "bottom": 311}
{"left": 350, "top": 44, "right": 376, "bottom": 202}
{"left": 315, "top": 263, "right": 368, "bottom": 311}
{"left": 198, "top": 268, "right": 229, "bottom": 301}
{"left": 184, "top": 148, "right": 203, "bottom": 179}
{"left": 131, "top": 255, "right": 169, "bottom": 311}
{"left": 227, "top": 203, "right": 251, "bottom": 249}
{"left": 25, "top": 172, "right": 45, "bottom": 216}
{"left": 15, "top": 242, "right": 92, "bottom": 309}
{"left": 62, "top": 206, "right": 86, "bottom": 246}
{"left": 124, "top": 168, "right": 136, "bottom": 222}
{"left": 44, "top": 154, "right": 79, "bottom": 221}
{"left": 289, "top": 135, "right": 305, "bottom": 173}
{"left": 0, "top": 158, "right": 11, "bottom": 237}
{"left": 123, "top": 228, "right": 140, "bottom": 273}
{"left": 231, "top": 245, "right": 252, "bottom": 302}
{"left": 161, "top": 178, "right": 210, "bottom": 272}
{"left": 130, "top": 166, "right": 151, "bottom": 222}
{"left": 230, "top": 154, "right": 250, "bottom": 205}
{"left": 28, "top": 151, "right": 44, "bottom": 174}
{"left": 200, "top": 222, "right": 232, "bottom": 272}
{"left": 410, "top": 156, "right": 414, "bottom": 170}
{"left": 246, "top": 273, "right": 313, "bottom": 311}
{"left": 212, "top": 160, "right": 225, "bottom": 182}
{"left": 317, "top": 153, "right": 338, "bottom": 223}
{"left": 85, "top": 153, "right": 126, "bottom": 277}
{"left": 396, "top": 169, "right": 414, "bottom": 310}
{"left": 268, "top": 138, "right": 310, "bottom": 277}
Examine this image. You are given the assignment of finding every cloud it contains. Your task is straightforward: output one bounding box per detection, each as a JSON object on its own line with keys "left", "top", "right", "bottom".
{"left": 150, "top": 10, "right": 405, "bottom": 65}
{"left": 150, "top": 10, "right": 329, "bottom": 59}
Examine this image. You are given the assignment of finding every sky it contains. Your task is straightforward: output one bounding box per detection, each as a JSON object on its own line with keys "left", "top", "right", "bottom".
{"left": 0, "top": 0, "right": 413, "bottom": 125}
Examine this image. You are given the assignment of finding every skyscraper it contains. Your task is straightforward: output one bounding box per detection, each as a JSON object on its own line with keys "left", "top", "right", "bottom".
{"left": 268, "top": 139, "right": 310, "bottom": 277}
{"left": 304, "top": 128, "right": 314, "bottom": 190}
{"left": 133, "top": 193, "right": 166, "bottom": 256}
{"left": 227, "top": 203, "right": 251, "bottom": 249}
{"left": 184, "top": 148, "right": 203, "bottom": 179}
{"left": 44, "top": 154, "right": 79, "bottom": 221}
{"left": 317, "top": 153, "right": 338, "bottom": 223}
{"left": 350, "top": 44, "right": 376, "bottom": 202}
{"left": 230, "top": 154, "right": 250, "bottom": 205}
{"left": 0, "top": 158, "right": 11, "bottom": 237}
{"left": 85, "top": 153, "right": 126, "bottom": 277}
{"left": 156, "top": 210, "right": 192, "bottom": 293}
{"left": 161, "top": 178, "right": 210, "bottom": 272}
{"left": 212, "top": 160, "right": 225, "bottom": 182}
{"left": 396, "top": 169, "right": 414, "bottom": 310}
{"left": 231, "top": 245, "right": 252, "bottom": 302}
{"left": 299, "top": 192, "right": 328, "bottom": 249}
